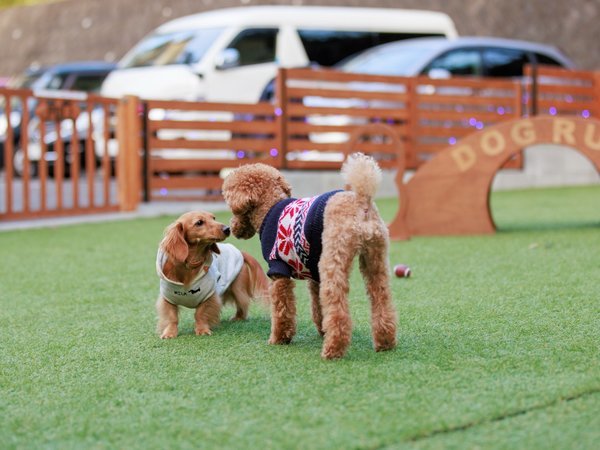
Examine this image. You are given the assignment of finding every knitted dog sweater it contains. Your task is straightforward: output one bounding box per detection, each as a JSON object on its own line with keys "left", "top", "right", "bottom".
{"left": 259, "top": 190, "right": 341, "bottom": 282}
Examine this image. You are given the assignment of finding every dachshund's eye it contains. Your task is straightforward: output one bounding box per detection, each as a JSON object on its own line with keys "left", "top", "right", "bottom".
{"left": 195, "top": 219, "right": 204, "bottom": 227}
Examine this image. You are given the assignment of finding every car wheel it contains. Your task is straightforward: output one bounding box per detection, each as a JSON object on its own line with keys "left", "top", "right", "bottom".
{"left": 12, "top": 149, "right": 39, "bottom": 178}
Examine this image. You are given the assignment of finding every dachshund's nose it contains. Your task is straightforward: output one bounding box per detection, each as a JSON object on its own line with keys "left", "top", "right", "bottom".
{"left": 223, "top": 226, "right": 231, "bottom": 236}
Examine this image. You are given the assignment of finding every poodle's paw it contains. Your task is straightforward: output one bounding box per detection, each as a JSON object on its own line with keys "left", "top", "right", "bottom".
{"left": 374, "top": 335, "right": 397, "bottom": 352}
{"left": 195, "top": 326, "right": 212, "bottom": 336}
{"left": 268, "top": 334, "right": 292, "bottom": 345}
{"left": 320, "top": 345, "right": 347, "bottom": 360}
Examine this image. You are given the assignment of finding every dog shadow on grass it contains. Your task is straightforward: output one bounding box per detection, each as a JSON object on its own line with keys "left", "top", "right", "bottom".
{"left": 158, "top": 308, "right": 477, "bottom": 364}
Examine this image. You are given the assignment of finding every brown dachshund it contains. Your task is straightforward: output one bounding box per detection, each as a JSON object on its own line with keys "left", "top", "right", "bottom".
{"left": 156, "top": 211, "right": 269, "bottom": 338}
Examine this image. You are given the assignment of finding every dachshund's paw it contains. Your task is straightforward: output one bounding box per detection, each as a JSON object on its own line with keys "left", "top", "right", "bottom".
{"left": 160, "top": 330, "right": 177, "bottom": 339}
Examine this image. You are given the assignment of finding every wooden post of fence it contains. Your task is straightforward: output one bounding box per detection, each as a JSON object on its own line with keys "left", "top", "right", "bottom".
{"left": 116, "top": 95, "right": 141, "bottom": 212}
{"left": 594, "top": 71, "right": 600, "bottom": 118}
{"left": 274, "top": 68, "right": 288, "bottom": 169}
{"left": 406, "top": 77, "right": 418, "bottom": 169}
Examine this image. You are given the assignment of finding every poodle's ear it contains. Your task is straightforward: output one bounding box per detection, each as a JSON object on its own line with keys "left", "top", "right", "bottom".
{"left": 277, "top": 173, "right": 292, "bottom": 198}
{"left": 224, "top": 189, "right": 255, "bottom": 215}
{"left": 210, "top": 243, "right": 220, "bottom": 254}
{"left": 161, "top": 222, "right": 188, "bottom": 262}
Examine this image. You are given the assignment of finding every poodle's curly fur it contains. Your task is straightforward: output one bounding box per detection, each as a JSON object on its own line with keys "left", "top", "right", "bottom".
{"left": 222, "top": 153, "right": 397, "bottom": 359}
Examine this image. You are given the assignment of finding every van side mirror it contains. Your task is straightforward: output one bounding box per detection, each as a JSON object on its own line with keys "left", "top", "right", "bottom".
{"left": 215, "top": 48, "right": 240, "bottom": 70}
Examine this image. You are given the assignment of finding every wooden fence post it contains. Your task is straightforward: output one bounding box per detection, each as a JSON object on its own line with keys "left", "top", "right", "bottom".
{"left": 116, "top": 95, "right": 141, "bottom": 212}
{"left": 594, "top": 71, "right": 600, "bottom": 118}
{"left": 274, "top": 68, "right": 288, "bottom": 169}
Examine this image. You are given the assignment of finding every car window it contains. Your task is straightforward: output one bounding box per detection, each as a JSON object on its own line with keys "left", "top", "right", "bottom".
{"left": 226, "top": 28, "right": 278, "bottom": 66}
{"left": 341, "top": 46, "right": 429, "bottom": 76}
{"left": 534, "top": 52, "right": 563, "bottom": 67}
{"left": 120, "top": 28, "right": 223, "bottom": 68}
{"left": 298, "top": 30, "right": 445, "bottom": 67}
{"left": 424, "top": 49, "right": 482, "bottom": 76}
{"left": 45, "top": 73, "right": 69, "bottom": 90}
{"left": 69, "top": 74, "right": 110, "bottom": 92}
{"left": 483, "top": 47, "right": 530, "bottom": 77}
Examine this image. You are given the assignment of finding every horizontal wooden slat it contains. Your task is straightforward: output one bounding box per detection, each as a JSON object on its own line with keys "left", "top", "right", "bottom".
{"left": 287, "top": 122, "right": 409, "bottom": 135}
{"left": 415, "top": 126, "right": 478, "bottom": 138}
{"left": 285, "top": 160, "right": 344, "bottom": 170}
{"left": 150, "top": 176, "right": 224, "bottom": 190}
{"left": 287, "top": 104, "right": 409, "bottom": 119}
{"left": 151, "top": 158, "right": 237, "bottom": 171}
{"left": 414, "top": 76, "right": 517, "bottom": 90}
{"left": 537, "top": 101, "right": 595, "bottom": 112}
{"left": 0, "top": 205, "right": 120, "bottom": 221}
{"left": 150, "top": 137, "right": 277, "bottom": 150}
{"left": 0, "top": 87, "right": 33, "bottom": 97}
{"left": 284, "top": 159, "right": 398, "bottom": 170}
{"left": 150, "top": 119, "right": 277, "bottom": 133}
{"left": 416, "top": 110, "right": 511, "bottom": 121}
{"left": 526, "top": 65, "right": 595, "bottom": 81}
{"left": 416, "top": 94, "right": 518, "bottom": 107}
{"left": 287, "top": 140, "right": 400, "bottom": 154}
{"left": 150, "top": 193, "right": 224, "bottom": 202}
{"left": 146, "top": 99, "right": 275, "bottom": 115}
{"left": 536, "top": 85, "right": 594, "bottom": 95}
{"left": 286, "top": 87, "right": 408, "bottom": 102}
{"left": 284, "top": 67, "right": 410, "bottom": 85}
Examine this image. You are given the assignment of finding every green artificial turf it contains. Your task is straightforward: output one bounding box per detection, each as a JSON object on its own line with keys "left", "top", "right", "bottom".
{"left": 1, "top": 185, "right": 599, "bottom": 449}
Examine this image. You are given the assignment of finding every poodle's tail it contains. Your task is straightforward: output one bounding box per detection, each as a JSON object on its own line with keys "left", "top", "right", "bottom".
{"left": 341, "top": 152, "right": 382, "bottom": 204}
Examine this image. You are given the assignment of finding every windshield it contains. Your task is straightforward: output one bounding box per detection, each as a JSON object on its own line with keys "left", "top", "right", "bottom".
{"left": 120, "top": 28, "right": 223, "bottom": 68}
{"left": 339, "top": 44, "right": 437, "bottom": 76}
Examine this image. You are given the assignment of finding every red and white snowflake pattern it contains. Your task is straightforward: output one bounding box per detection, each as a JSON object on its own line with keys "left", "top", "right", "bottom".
{"left": 270, "top": 196, "right": 317, "bottom": 279}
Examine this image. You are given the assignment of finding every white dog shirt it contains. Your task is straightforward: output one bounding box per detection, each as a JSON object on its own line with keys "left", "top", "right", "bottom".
{"left": 157, "top": 243, "right": 244, "bottom": 308}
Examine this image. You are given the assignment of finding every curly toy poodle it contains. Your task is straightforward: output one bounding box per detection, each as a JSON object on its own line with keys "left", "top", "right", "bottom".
{"left": 222, "top": 153, "right": 397, "bottom": 359}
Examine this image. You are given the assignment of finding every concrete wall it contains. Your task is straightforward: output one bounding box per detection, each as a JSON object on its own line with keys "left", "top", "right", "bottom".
{"left": 0, "top": 0, "right": 598, "bottom": 77}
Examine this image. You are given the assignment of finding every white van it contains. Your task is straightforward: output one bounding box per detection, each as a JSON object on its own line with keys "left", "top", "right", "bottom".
{"left": 101, "top": 5, "right": 458, "bottom": 103}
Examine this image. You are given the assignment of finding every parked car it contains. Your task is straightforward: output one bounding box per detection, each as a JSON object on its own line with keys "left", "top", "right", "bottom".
{"left": 257, "top": 36, "right": 576, "bottom": 161}
{"left": 336, "top": 36, "right": 575, "bottom": 78}
{"left": 101, "top": 5, "right": 457, "bottom": 103}
{"left": 0, "top": 61, "right": 116, "bottom": 175}
{"left": 260, "top": 36, "right": 575, "bottom": 101}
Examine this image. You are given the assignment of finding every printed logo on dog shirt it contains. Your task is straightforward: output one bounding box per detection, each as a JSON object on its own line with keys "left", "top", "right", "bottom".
{"left": 270, "top": 196, "right": 317, "bottom": 279}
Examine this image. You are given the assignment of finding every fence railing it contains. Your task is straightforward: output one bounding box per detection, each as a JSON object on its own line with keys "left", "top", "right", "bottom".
{"left": 143, "top": 99, "right": 282, "bottom": 201}
{"left": 0, "top": 88, "right": 119, "bottom": 220}
{"left": 1, "top": 65, "right": 598, "bottom": 220}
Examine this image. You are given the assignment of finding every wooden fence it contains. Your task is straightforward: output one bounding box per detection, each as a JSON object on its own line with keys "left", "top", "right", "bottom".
{"left": 143, "top": 99, "right": 281, "bottom": 201}
{"left": 0, "top": 88, "right": 119, "bottom": 220}
{"left": 525, "top": 65, "right": 600, "bottom": 118}
{"left": 277, "top": 68, "right": 523, "bottom": 170}
{"left": 1, "top": 64, "right": 598, "bottom": 220}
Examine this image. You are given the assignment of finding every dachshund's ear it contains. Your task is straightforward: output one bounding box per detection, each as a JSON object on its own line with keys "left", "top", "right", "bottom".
{"left": 210, "top": 243, "right": 220, "bottom": 254}
{"left": 161, "top": 222, "right": 188, "bottom": 262}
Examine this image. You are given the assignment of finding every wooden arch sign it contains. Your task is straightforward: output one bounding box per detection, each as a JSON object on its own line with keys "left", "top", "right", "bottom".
{"left": 389, "top": 116, "right": 600, "bottom": 239}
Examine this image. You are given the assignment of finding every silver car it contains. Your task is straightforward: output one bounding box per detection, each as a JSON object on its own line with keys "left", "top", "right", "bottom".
{"left": 338, "top": 36, "right": 575, "bottom": 77}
